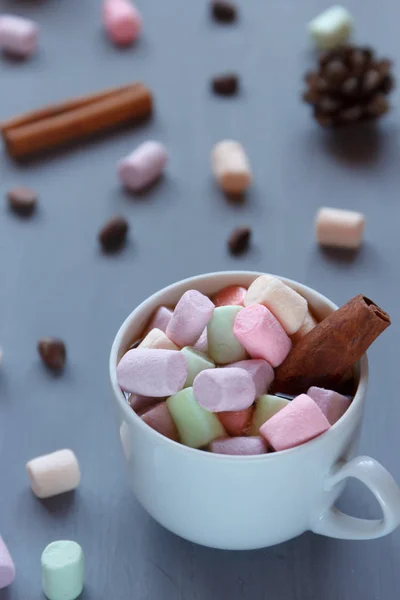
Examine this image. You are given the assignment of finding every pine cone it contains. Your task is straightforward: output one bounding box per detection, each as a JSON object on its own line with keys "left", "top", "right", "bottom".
{"left": 303, "top": 46, "right": 394, "bottom": 127}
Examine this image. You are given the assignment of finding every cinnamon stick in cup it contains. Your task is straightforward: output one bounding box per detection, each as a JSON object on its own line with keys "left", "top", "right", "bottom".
{"left": 1, "top": 82, "right": 152, "bottom": 159}
{"left": 273, "top": 295, "right": 390, "bottom": 395}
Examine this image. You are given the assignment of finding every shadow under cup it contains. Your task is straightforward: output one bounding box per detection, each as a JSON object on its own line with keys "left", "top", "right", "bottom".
{"left": 109, "top": 271, "right": 369, "bottom": 550}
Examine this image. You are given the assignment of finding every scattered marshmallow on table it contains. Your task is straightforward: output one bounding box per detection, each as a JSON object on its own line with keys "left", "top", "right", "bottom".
{"left": 260, "top": 394, "right": 330, "bottom": 451}
{"left": 0, "top": 536, "right": 15, "bottom": 589}
{"left": 211, "top": 140, "right": 252, "bottom": 194}
{"left": 118, "top": 141, "right": 168, "bottom": 191}
{"left": 226, "top": 359, "right": 274, "bottom": 397}
{"left": 117, "top": 348, "right": 187, "bottom": 396}
{"left": 181, "top": 346, "right": 215, "bottom": 387}
{"left": 218, "top": 406, "right": 253, "bottom": 436}
{"left": 315, "top": 207, "right": 365, "bottom": 249}
{"left": 307, "top": 386, "right": 351, "bottom": 425}
{"left": 207, "top": 306, "right": 247, "bottom": 364}
{"left": 291, "top": 310, "right": 318, "bottom": 344}
{"left": 41, "top": 540, "right": 84, "bottom": 600}
{"left": 308, "top": 5, "right": 352, "bottom": 49}
{"left": 250, "top": 394, "right": 289, "bottom": 435}
{"left": 194, "top": 367, "right": 256, "bottom": 412}
{"left": 167, "top": 387, "right": 226, "bottom": 448}
{"left": 26, "top": 449, "right": 81, "bottom": 499}
{"left": 244, "top": 275, "right": 308, "bottom": 335}
{"left": 0, "top": 15, "right": 38, "bottom": 57}
{"left": 211, "top": 437, "right": 267, "bottom": 456}
{"left": 141, "top": 402, "right": 179, "bottom": 441}
{"left": 212, "top": 285, "right": 247, "bottom": 308}
{"left": 166, "top": 290, "right": 214, "bottom": 347}
{"left": 103, "top": 0, "right": 142, "bottom": 46}
{"left": 139, "top": 328, "right": 178, "bottom": 351}
{"left": 233, "top": 304, "right": 292, "bottom": 367}
{"left": 146, "top": 306, "right": 173, "bottom": 334}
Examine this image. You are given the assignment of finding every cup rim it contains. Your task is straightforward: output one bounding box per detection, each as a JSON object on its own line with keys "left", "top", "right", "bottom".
{"left": 110, "top": 271, "right": 369, "bottom": 462}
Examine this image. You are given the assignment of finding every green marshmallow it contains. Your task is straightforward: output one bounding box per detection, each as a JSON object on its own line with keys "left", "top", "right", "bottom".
{"left": 41, "top": 541, "right": 84, "bottom": 600}
{"left": 207, "top": 306, "right": 247, "bottom": 364}
{"left": 250, "top": 394, "right": 290, "bottom": 435}
{"left": 167, "top": 387, "right": 225, "bottom": 448}
{"left": 181, "top": 347, "right": 215, "bottom": 387}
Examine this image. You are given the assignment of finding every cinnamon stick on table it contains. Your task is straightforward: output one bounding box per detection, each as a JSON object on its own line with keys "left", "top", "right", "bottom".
{"left": 273, "top": 295, "right": 391, "bottom": 395}
{"left": 0, "top": 82, "right": 152, "bottom": 160}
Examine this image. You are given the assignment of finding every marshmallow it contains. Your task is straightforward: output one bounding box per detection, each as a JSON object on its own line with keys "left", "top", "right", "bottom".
{"left": 0, "top": 536, "right": 15, "bottom": 589}
{"left": 309, "top": 5, "right": 352, "bottom": 49}
{"left": 193, "top": 328, "right": 208, "bottom": 353}
{"left": 225, "top": 359, "right": 274, "bottom": 397}
{"left": 166, "top": 290, "right": 214, "bottom": 347}
{"left": 211, "top": 140, "right": 252, "bottom": 194}
{"left": 315, "top": 207, "right": 365, "bottom": 249}
{"left": 207, "top": 306, "right": 247, "bottom": 364}
{"left": 212, "top": 285, "right": 246, "bottom": 308}
{"left": 249, "top": 394, "right": 289, "bottom": 435}
{"left": 193, "top": 367, "right": 256, "bottom": 412}
{"left": 103, "top": 0, "right": 142, "bottom": 46}
{"left": 117, "top": 348, "right": 187, "bottom": 396}
{"left": 141, "top": 402, "right": 179, "bottom": 441}
{"left": 291, "top": 310, "right": 318, "bottom": 344}
{"left": 129, "top": 394, "right": 159, "bottom": 414}
{"left": 146, "top": 306, "right": 173, "bottom": 334}
{"left": 26, "top": 449, "right": 81, "bottom": 499}
{"left": 167, "top": 387, "right": 225, "bottom": 448}
{"left": 0, "top": 15, "right": 38, "bottom": 57}
{"left": 218, "top": 406, "right": 253, "bottom": 436}
{"left": 211, "top": 436, "right": 267, "bottom": 456}
{"left": 233, "top": 304, "right": 292, "bottom": 367}
{"left": 260, "top": 394, "right": 330, "bottom": 451}
{"left": 42, "top": 541, "right": 84, "bottom": 600}
{"left": 244, "top": 275, "right": 308, "bottom": 335}
{"left": 307, "top": 386, "right": 351, "bottom": 424}
{"left": 118, "top": 141, "right": 168, "bottom": 191}
{"left": 181, "top": 347, "right": 215, "bottom": 387}
{"left": 139, "top": 328, "right": 178, "bottom": 351}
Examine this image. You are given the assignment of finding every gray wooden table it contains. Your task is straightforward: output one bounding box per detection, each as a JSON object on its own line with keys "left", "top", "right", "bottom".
{"left": 1, "top": 0, "right": 399, "bottom": 598}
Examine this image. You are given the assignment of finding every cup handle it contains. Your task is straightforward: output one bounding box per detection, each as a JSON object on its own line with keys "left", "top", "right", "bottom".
{"left": 311, "top": 456, "right": 400, "bottom": 540}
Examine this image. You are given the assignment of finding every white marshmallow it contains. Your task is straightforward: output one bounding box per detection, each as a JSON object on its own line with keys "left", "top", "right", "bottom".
{"left": 26, "top": 449, "right": 81, "bottom": 499}
{"left": 138, "top": 328, "right": 178, "bottom": 351}
{"left": 315, "top": 207, "right": 365, "bottom": 249}
{"left": 211, "top": 140, "right": 252, "bottom": 194}
{"left": 309, "top": 5, "right": 352, "bottom": 49}
{"left": 0, "top": 15, "right": 38, "bottom": 57}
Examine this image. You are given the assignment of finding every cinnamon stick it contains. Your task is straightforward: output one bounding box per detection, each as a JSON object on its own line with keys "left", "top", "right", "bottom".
{"left": 273, "top": 295, "right": 390, "bottom": 395}
{"left": 1, "top": 82, "right": 152, "bottom": 159}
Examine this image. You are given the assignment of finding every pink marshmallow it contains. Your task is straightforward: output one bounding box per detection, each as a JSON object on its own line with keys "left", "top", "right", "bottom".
{"left": 193, "top": 367, "right": 256, "bottom": 412}
{"left": 218, "top": 406, "right": 253, "bottom": 436}
{"left": 307, "top": 386, "right": 351, "bottom": 425}
{"left": 0, "top": 15, "right": 38, "bottom": 57}
{"left": 166, "top": 290, "right": 214, "bottom": 347}
{"left": 225, "top": 359, "right": 274, "bottom": 397}
{"left": 118, "top": 141, "right": 168, "bottom": 191}
{"left": 146, "top": 306, "right": 173, "bottom": 334}
{"left": 117, "top": 348, "right": 187, "bottom": 396}
{"left": 103, "top": 0, "right": 142, "bottom": 46}
{"left": 129, "top": 394, "right": 159, "bottom": 415}
{"left": 212, "top": 285, "right": 246, "bottom": 307}
{"left": 260, "top": 393, "right": 330, "bottom": 451}
{"left": 141, "top": 402, "right": 179, "bottom": 441}
{"left": 233, "top": 304, "right": 292, "bottom": 368}
{"left": 193, "top": 328, "right": 208, "bottom": 353}
{"left": 0, "top": 536, "right": 15, "bottom": 589}
{"left": 211, "top": 436, "right": 267, "bottom": 455}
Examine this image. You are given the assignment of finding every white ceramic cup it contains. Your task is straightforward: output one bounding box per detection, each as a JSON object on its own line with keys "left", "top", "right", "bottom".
{"left": 109, "top": 271, "right": 400, "bottom": 550}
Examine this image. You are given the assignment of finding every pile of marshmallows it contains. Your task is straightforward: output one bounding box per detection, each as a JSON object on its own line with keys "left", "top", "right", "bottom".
{"left": 117, "top": 275, "right": 352, "bottom": 455}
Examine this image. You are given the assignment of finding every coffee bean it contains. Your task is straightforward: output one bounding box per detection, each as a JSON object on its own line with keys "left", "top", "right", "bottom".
{"left": 212, "top": 74, "right": 239, "bottom": 95}
{"left": 228, "top": 226, "right": 251, "bottom": 255}
{"left": 38, "top": 337, "right": 66, "bottom": 371}
{"left": 7, "top": 186, "right": 37, "bottom": 216}
{"left": 212, "top": 1, "right": 237, "bottom": 23}
{"left": 99, "top": 216, "right": 129, "bottom": 252}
